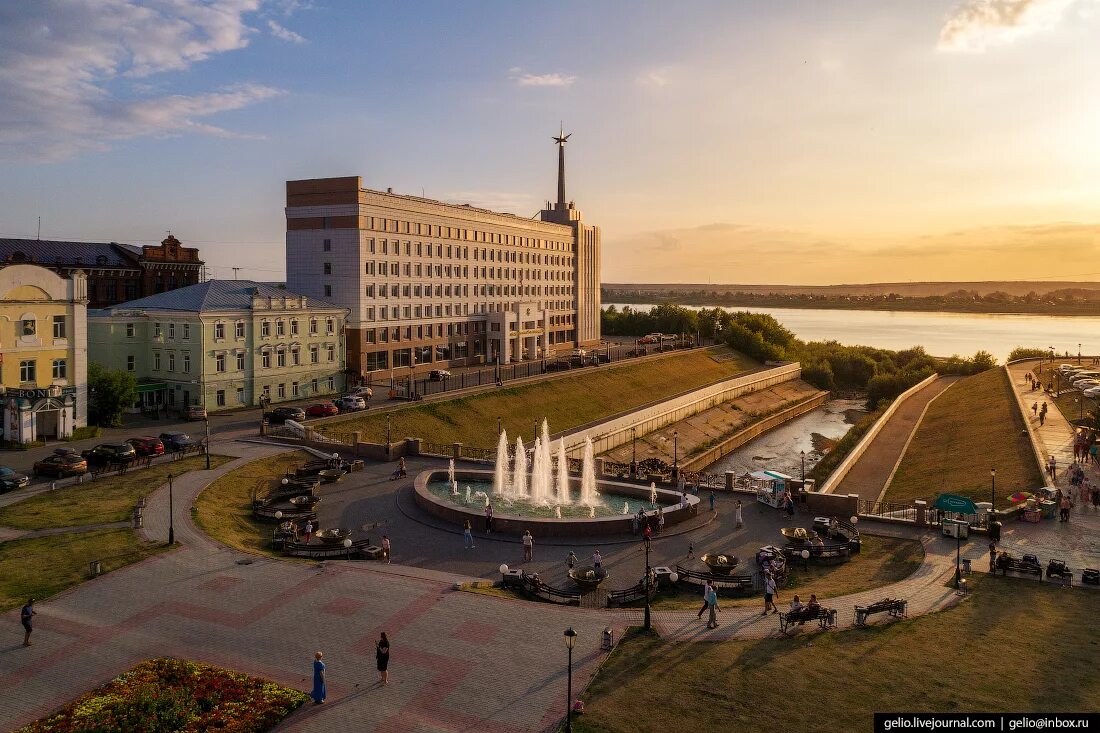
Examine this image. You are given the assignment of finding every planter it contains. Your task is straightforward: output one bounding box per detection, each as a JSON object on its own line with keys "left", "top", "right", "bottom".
{"left": 701, "top": 553, "right": 739, "bottom": 575}
{"left": 568, "top": 565, "right": 608, "bottom": 592}
{"left": 289, "top": 495, "right": 321, "bottom": 511}
{"left": 315, "top": 528, "right": 350, "bottom": 545}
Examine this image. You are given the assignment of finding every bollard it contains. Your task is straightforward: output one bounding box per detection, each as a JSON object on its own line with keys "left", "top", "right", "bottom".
{"left": 602, "top": 627, "right": 614, "bottom": 651}
{"left": 89, "top": 560, "right": 102, "bottom": 577}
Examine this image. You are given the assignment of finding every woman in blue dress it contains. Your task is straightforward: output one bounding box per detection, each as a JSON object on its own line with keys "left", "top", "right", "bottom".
{"left": 311, "top": 651, "right": 326, "bottom": 704}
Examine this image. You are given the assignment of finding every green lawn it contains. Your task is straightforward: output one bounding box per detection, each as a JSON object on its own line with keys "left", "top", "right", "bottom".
{"left": 0, "top": 455, "right": 232, "bottom": 530}
{"left": 0, "top": 529, "right": 167, "bottom": 611}
{"left": 193, "top": 450, "right": 312, "bottom": 556}
{"left": 576, "top": 577, "right": 1100, "bottom": 733}
{"left": 644, "top": 535, "right": 922, "bottom": 609}
{"left": 885, "top": 369, "right": 1044, "bottom": 504}
{"left": 320, "top": 348, "right": 755, "bottom": 448}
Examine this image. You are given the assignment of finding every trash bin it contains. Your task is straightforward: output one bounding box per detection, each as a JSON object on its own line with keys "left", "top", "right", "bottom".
{"left": 989, "top": 520, "right": 1002, "bottom": 542}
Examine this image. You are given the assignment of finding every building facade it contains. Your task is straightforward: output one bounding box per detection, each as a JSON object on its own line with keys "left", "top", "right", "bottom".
{"left": 88, "top": 281, "right": 348, "bottom": 413}
{"left": 285, "top": 133, "right": 600, "bottom": 378}
{"left": 0, "top": 264, "right": 88, "bottom": 443}
{"left": 0, "top": 235, "right": 204, "bottom": 309}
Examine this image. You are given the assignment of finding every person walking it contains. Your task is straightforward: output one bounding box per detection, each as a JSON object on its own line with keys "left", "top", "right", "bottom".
{"left": 1048, "top": 455, "right": 1057, "bottom": 481}
{"left": 735, "top": 500, "right": 743, "bottom": 529}
{"left": 642, "top": 521, "right": 652, "bottom": 548}
{"left": 592, "top": 548, "right": 603, "bottom": 569}
{"left": 567, "top": 551, "right": 578, "bottom": 570}
{"left": 364, "top": 386, "right": 373, "bottom": 402}
{"left": 303, "top": 520, "right": 313, "bottom": 545}
{"left": 376, "top": 632, "right": 390, "bottom": 686}
{"left": 522, "top": 530, "right": 534, "bottom": 562}
{"left": 762, "top": 573, "right": 778, "bottom": 615}
{"left": 484, "top": 503, "right": 493, "bottom": 533}
{"left": 1032, "top": 401, "right": 1038, "bottom": 417}
{"left": 687, "top": 541, "right": 695, "bottom": 560}
{"left": 709, "top": 491, "right": 716, "bottom": 512}
{"left": 696, "top": 580, "right": 713, "bottom": 619}
{"left": 463, "top": 519, "right": 474, "bottom": 549}
{"left": 21, "top": 599, "right": 36, "bottom": 647}
{"left": 310, "top": 651, "right": 326, "bottom": 704}
{"left": 657, "top": 507, "right": 665, "bottom": 534}
{"left": 705, "top": 583, "right": 721, "bottom": 629}
{"left": 381, "top": 535, "right": 391, "bottom": 563}
{"left": 988, "top": 542, "right": 998, "bottom": 573}
{"left": 631, "top": 512, "right": 639, "bottom": 535}
{"left": 1060, "top": 495, "right": 1072, "bottom": 522}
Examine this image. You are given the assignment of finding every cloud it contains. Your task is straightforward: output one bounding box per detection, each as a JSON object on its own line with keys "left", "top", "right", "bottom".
{"left": 636, "top": 69, "right": 670, "bottom": 87}
{"left": 0, "top": 0, "right": 283, "bottom": 162}
{"left": 508, "top": 68, "right": 576, "bottom": 87}
{"left": 938, "top": 0, "right": 1087, "bottom": 51}
{"left": 267, "top": 19, "right": 305, "bottom": 43}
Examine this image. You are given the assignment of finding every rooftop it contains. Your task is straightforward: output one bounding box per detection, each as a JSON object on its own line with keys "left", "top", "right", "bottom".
{"left": 94, "top": 280, "right": 345, "bottom": 314}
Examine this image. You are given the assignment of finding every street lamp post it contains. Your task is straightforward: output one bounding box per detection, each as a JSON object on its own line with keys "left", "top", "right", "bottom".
{"left": 167, "top": 473, "right": 175, "bottom": 545}
{"left": 497, "top": 416, "right": 502, "bottom": 436}
{"left": 386, "top": 413, "right": 392, "bottom": 446}
{"left": 203, "top": 417, "right": 211, "bottom": 470}
{"left": 631, "top": 426, "right": 637, "bottom": 478}
{"left": 643, "top": 533, "right": 652, "bottom": 631}
{"left": 1079, "top": 343, "right": 1082, "bottom": 365}
{"left": 673, "top": 430, "right": 679, "bottom": 474}
{"left": 564, "top": 627, "right": 577, "bottom": 733}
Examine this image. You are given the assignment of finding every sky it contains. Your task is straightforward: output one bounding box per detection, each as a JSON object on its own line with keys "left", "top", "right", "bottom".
{"left": 1, "top": 0, "right": 1099, "bottom": 285}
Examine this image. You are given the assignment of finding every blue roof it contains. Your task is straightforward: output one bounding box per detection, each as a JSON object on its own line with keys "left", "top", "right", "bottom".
{"left": 0, "top": 239, "right": 140, "bottom": 268}
{"left": 96, "top": 280, "right": 343, "bottom": 313}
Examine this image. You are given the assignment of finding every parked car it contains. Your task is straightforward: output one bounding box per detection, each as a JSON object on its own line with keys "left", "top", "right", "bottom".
{"left": 334, "top": 395, "right": 367, "bottom": 412}
{"left": 0, "top": 466, "right": 31, "bottom": 493}
{"left": 185, "top": 405, "right": 207, "bottom": 421}
{"left": 265, "top": 406, "right": 307, "bottom": 424}
{"left": 660, "top": 334, "right": 678, "bottom": 342}
{"left": 305, "top": 402, "right": 339, "bottom": 418}
{"left": 638, "top": 334, "right": 660, "bottom": 344}
{"left": 159, "top": 432, "right": 197, "bottom": 452}
{"left": 1073, "top": 380, "right": 1100, "bottom": 391}
{"left": 597, "top": 352, "right": 611, "bottom": 363}
{"left": 1083, "top": 386, "right": 1100, "bottom": 399}
{"left": 33, "top": 452, "right": 88, "bottom": 478}
{"left": 81, "top": 443, "right": 138, "bottom": 467}
{"left": 428, "top": 369, "right": 451, "bottom": 381}
{"left": 545, "top": 358, "right": 572, "bottom": 372}
{"left": 1070, "top": 372, "right": 1100, "bottom": 384}
{"left": 127, "top": 436, "right": 165, "bottom": 456}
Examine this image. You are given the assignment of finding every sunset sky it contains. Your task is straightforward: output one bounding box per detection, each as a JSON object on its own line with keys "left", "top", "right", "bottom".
{"left": 1, "top": 0, "right": 1098, "bottom": 284}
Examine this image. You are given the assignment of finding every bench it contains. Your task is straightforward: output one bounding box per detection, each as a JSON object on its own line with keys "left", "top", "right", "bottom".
{"left": 783, "top": 542, "right": 851, "bottom": 565}
{"left": 283, "top": 538, "right": 372, "bottom": 559}
{"left": 1082, "top": 568, "right": 1099, "bottom": 586}
{"left": 995, "top": 553, "right": 1042, "bottom": 580}
{"left": 516, "top": 571, "right": 580, "bottom": 606}
{"left": 778, "top": 606, "right": 837, "bottom": 634}
{"left": 675, "top": 565, "right": 756, "bottom": 595}
{"left": 1046, "top": 559, "right": 1073, "bottom": 584}
{"left": 854, "top": 598, "right": 907, "bottom": 627}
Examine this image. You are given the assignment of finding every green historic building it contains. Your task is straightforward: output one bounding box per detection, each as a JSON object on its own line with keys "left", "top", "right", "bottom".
{"left": 88, "top": 281, "right": 348, "bottom": 412}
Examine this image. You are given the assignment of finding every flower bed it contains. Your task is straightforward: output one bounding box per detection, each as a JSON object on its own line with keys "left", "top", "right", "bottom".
{"left": 17, "top": 658, "right": 308, "bottom": 733}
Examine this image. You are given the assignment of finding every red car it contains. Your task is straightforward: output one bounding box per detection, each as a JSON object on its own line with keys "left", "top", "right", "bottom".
{"left": 127, "top": 436, "right": 165, "bottom": 456}
{"left": 305, "top": 402, "right": 339, "bottom": 417}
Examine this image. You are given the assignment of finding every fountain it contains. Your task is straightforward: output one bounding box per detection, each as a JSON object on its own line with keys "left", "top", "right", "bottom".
{"left": 465, "top": 486, "right": 472, "bottom": 504}
{"left": 452, "top": 480, "right": 459, "bottom": 495}
{"left": 448, "top": 458, "right": 455, "bottom": 487}
{"left": 580, "top": 436, "right": 599, "bottom": 506}
{"left": 512, "top": 437, "right": 528, "bottom": 499}
{"left": 555, "top": 439, "right": 571, "bottom": 505}
{"left": 588, "top": 506, "right": 596, "bottom": 518}
{"left": 555, "top": 506, "right": 562, "bottom": 518}
{"left": 650, "top": 483, "right": 658, "bottom": 505}
{"left": 493, "top": 431, "right": 510, "bottom": 496}
{"left": 621, "top": 501, "right": 630, "bottom": 515}
{"left": 529, "top": 437, "right": 548, "bottom": 505}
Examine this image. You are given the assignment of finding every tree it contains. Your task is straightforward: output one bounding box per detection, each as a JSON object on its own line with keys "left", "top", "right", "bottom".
{"left": 88, "top": 362, "right": 137, "bottom": 427}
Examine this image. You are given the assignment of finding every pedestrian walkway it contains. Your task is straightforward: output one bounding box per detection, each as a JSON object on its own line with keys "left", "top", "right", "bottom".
{"left": 835, "top": 376, "right": 959, "bottom": 501}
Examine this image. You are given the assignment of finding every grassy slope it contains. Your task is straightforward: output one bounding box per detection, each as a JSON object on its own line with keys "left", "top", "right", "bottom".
{"left": 193, "top": 450, "right": 312, "bottom": 557}
{"left": 0, "top": 455, "right": 232, "bottom": 530}
{"left": 0, "top": 529, "right": 166, "bottom": 610}
{"left": 322, "top": 349, "right": 756, "bottom": 448}
{"left": 577, "top": 577, "right": 1100, "bottom": 733}
{"left": 885, "top": 369, "right": 1043, "bottom": 504}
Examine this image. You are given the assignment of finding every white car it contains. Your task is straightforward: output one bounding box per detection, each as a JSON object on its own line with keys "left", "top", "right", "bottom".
{"left": 334, "top": 395, "right": 366, "bottom": 411}
{"left": 1074, "top": 380, "right": 1100, "bottom": 391}
{"left": 1083, "top": 386, "right": 1100, "bottom": 399}
{"left": 1071, "top": 372, "right": 1100, "bottom": 385}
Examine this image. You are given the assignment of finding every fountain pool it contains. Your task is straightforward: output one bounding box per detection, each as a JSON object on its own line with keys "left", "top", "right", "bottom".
{"left": 426, "top": 478, "right": 659, "bottom": 518}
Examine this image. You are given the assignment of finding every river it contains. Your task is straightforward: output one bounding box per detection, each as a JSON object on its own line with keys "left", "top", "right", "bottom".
{"left": 605, "top": 303, "right": 1100, "bottom": 361}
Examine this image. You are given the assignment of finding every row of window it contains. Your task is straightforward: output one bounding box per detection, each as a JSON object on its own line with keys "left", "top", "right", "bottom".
{"left": 17, "top": 316, "right": 67, "bottom": 339}
{"left": 357, "top": 259, "right": 570, "bottom": 279}
{"left": 357, "top": 222, "right": 572, "bottom": 251}
{"left": 10, "top": 359, "right": 67, "bottom": 383}
{"left": 212, "top": 317, "right": 336, "bottom": 340}
{"left": 212, "top": 345, "right": 335, "bottom": 372}
{"left": 214, "top": 376, "right": 337, "bottom": 406}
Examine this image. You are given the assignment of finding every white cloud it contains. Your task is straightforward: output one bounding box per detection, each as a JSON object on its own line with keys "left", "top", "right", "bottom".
{"left": 267, "top": 19, "right": 305, "bottom": 43}
{"left": 508, "top": 68, "right": 577, "bottom": 87}
{"left": 636, "top": 69, "right": 670, "bottom": 87}
{"left": 938, "top": 0, "right": 1088, "bottom": 51}
{"left": 0, "top": 0, "right": 283, "bottom": 162}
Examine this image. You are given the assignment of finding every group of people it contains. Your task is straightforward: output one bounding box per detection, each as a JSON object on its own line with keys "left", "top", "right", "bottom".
{"left": 1032, "top": 400, "right": 1050, "bottom": 426}
{"left": 630, "top": 506, "right": 665, "bottom": 535}
{"left": 310, "top": 632, "right": 389, "bottom": 705}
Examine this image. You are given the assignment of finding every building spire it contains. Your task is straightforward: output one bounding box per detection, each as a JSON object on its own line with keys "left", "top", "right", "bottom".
{"left": 552, "top": 123, "right": 570, "bottom": 208}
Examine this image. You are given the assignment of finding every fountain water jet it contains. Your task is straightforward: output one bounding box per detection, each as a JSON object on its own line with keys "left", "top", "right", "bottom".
{"left": 555, "top": 439, "right": 571, "bottom": 505}
{"left": 512, "top": 437, "right": 528, "bottom": 499}
{"left": 447, "top": 458, "right": 455, "bottom": 487}
{"left": 580, "top": 436, "right": 599, "bottom": 506}
{"left": 492, "top": 431, "right": 510, "bottom": 496}
{"left": 650, "top": 482, "right": 658, "bottom": 505}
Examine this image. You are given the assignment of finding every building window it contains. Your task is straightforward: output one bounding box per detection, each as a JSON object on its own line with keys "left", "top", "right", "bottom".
{"left": 323, "top": 262, "right": 332, "bottom": 274}
{"left": 216, "top": 354, "right": 226, "bottom": 372}
{"left": 168, "top": 323, "right": 175, "bottom": 339}
{"left": 52, "top": 316, "right": 66, "bottom": 339}
{"left": 20, "top": 360, "right": 35, "bottom": 382}
{"left": 126, "top": 323, "right": 135, "bottom": 338}
{"left": 277, "top": 383, "right": 286, "bottom": 399}
{"left": 235, "top": 321, "right": 245, "bottom": 339}
{"left": 327, "top": 376, "right": 335, "bottom": 391}
{"left": 292, "top": 348, "right": 300, "bottom": 366}
{"left": 327, "top": 345, "right": 335, "bottom": 362}
{"left": 324, "top": 285, "right": 332, "bottom": 297}
{"left": 262, "top": 384, "right": 271, "bottom": 399}
{"left": 183, "top": 353, "right": 191, "bottom": 373}
{"left": 214, "top": 323, "right": 225, "bottom": 340}
{"left": 311, "top": 379, "right": 318, "bottom": 393}
{"left": 262, "top": 351, "right": 271, "bottom": 368}
{"left": 154, "top": 323, "right": 162, "bottom": 338}
{"left": 309, "top": 318, "right": 318, "bottom": 335}
{"left": 236, "top": 387, "right": 245, "bottom": 404}
{"left": 277, "top": 350, "right": 286, "bottom": 367}
{"left": 125, "top": 281, "right": 138, "bottom": 301}
{"left": 276, "top": 320, "right": 285, "bottom": 337}
{"left": 292, "top": 381, "right": 299, "bottom": 397}
{"left": 236, "top": 353, "right": 245, "bottom": 371}
{"left": 290, "top": 319, "right": 299, "bottom": 336}
{"left": 323, "top": 239, "right": 331, "bottom": 251}
{"left": 168, "top": 352, "right": 176, "bottom": 371}
{"left": 309, "top": 345, "right": 319, "bottom": 364}
{"left": 183, "top": 323, "right": 190, "bottom": 339}
{"left": 216, "top": 390, "right": 226, "bottom": 407}
{"left": 126, "top": 356, "right": 135, "bottom": 372}
{"left": 21, "top": 318, "right": 35, "bottom": 337}
{"left": 154, "top": 352, "right": 161, "bottom": 371}
{"left": 52, "top": 359, "right": 66, "bottom": 380}
{"left": 326, "top": 318, "right": 335, "bottom": 334}
{"left": 261, "top": 321, "right": 270, "bottom": 338}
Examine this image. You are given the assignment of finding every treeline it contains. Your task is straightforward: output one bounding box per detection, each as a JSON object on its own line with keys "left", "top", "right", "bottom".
{"left": 602, "top": 305, "right": 996, "bottom": 408}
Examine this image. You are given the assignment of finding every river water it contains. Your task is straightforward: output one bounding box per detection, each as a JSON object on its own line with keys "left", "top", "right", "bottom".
{"left": 703, "top": 399, "right": 865, "bottom": 476}
{"left": 605, "top": 303, "right": 1100, "bottom": 361}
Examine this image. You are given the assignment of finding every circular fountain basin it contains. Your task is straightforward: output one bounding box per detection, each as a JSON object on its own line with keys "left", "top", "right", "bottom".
{"left": 701, "top": 553, "right": 740, "bottom": 575}
{"left": 414, "top": 468, "right": 700, "bottom": 537}
{"left": 569, "top": 565, "right": 609, "bottom": 592}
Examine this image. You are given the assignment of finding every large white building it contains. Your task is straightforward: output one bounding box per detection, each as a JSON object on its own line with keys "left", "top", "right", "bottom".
{"left": 285, "top": 132, "right": 600, "bottom": 378}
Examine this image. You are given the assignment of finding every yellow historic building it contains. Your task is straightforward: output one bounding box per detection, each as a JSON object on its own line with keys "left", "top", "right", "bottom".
{"left": 0, "top": 264, "right": 88, "bottom": 443}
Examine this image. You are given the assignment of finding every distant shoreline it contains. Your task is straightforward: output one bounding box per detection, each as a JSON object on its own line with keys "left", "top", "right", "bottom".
{"left": 602, "top": 294, "right": 1100, "bottom": 317}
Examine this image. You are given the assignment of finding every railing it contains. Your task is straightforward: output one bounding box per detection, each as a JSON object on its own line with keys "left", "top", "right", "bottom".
{"left": 462, "top": 446, "right": 495, "bottom": 461}
{"left": 420, "top": 441, "right": 452, "bottom": 457}
{"left": 607, "top": 582, "right": 653, "bottom": 606}
{"left": 858, "top": 499, "right": 917, "bottom": 523}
